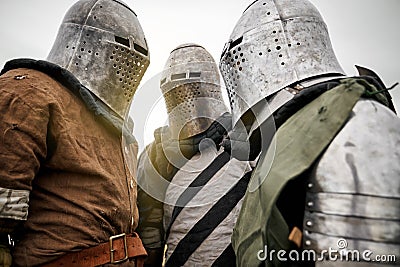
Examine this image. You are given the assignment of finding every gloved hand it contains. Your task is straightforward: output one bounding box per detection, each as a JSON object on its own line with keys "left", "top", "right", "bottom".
{"left": 221, "top": 126, "right": 252, "bottom": 161}
{"left": 222, "top": 113, "right": 277, "bottom": 161}
{"left": 0, "top": 245, "right": 11, "bottom": 267}
{"left": 178, "top": 112, "right": 233, "bottom": 158}
{"left": 159, "top": 113, "right": 233, "bottom": 169}
{"left": 140, "top": 112, "right": 234, "bottom": 191}
{"left": 201, "top": 112, "right": 232, "bottom": 147}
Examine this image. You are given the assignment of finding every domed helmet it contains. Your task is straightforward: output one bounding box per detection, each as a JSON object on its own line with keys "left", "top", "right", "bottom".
{"left": 220, "top": 0, "right": 345, "bottom": 127}
{"left": 47, "top": 0, "right": 150, "bottom": 119}
{"left": 160, "top": 44, "right": 228, "bottom": 139}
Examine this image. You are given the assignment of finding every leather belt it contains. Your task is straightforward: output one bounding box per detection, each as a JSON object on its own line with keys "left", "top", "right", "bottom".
{"left": 43, "top": 233, "right": 147, "bottom": 267}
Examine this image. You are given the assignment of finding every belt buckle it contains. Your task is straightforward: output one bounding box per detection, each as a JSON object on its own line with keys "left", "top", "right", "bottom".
{"left": 109, "top": 233, "right": 129, "bottom": 264}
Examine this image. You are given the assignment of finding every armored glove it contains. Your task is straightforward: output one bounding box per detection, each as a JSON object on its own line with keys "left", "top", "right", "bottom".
{"left": 222, "top": 123, "right": 264, "bottom": 161}
{"left": 176, "top": 112, "right": 232, "bottom": 158}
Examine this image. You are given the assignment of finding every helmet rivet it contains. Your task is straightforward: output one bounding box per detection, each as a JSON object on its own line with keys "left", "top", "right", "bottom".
{"left": 14, "top": 75, "right": 26, "bottom": 80}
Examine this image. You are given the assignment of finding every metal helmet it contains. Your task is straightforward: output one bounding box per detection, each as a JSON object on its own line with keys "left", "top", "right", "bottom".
{"left": 160, "top": 44, "right": 228, "bottom": 139}
{"left": 220, "top": 0, "right": 345, "bottom": 127}
{"left": 47, "top": 0, "right": 150, "bottom": 119}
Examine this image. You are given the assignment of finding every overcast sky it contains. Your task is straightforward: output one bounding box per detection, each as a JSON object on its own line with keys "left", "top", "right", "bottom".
{"left": 1, "top": 0, "right": 399, "bottom": 151}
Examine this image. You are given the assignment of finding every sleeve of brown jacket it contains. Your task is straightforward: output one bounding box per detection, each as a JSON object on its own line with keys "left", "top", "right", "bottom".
{"left": 0, "top": 69, "right": 48, "bottom": 217}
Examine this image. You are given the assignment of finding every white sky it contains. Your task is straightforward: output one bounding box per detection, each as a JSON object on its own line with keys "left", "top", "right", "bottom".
{"left": 1, "top": 0, "right": 399, "bottom": 151}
